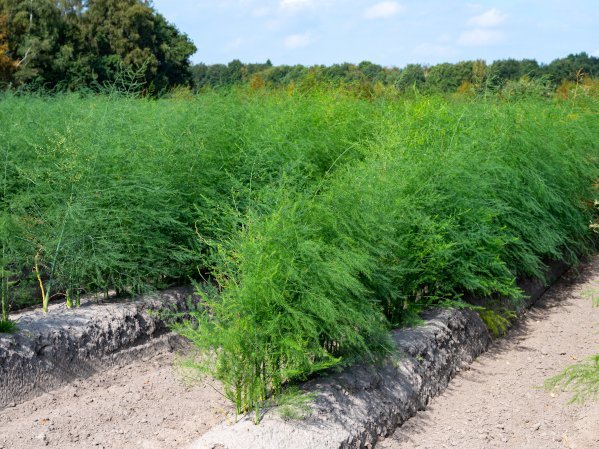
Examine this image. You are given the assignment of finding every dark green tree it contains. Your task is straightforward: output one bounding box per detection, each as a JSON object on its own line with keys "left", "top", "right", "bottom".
{"left": 426, "top": 61, "right": 473, "bottom": 93}
{"left": 84, "top": 0, "right": 196, "bottom": 91}
{"left": 519, "top": 59, "right": 541, "bottom": 78}
{"left": 204, "top": 63, "right": 228, "bottom": 87}
{"left": 324, "top": 63, "right": 353, "bottom": 82}
{"left": 0, "top": 0, "right": 196, "bottom": 91}
{"left": 226, "top": 59, "right": 244, "bottom": 84}
{"left": 0, "top": 0, "right": 69, "bottom": 86}
{"left": 190, "top": 62, "right": 208, "bottom": 89}
{"left": 357, "top": 60, "right": 384, "bottom": 82}
{"left": 395, "top": 64, "right": 426, "bottom": 92}
{"left": 489, "top": 58, "right": 521, "bottom": 81}
{"left": 545, "top": 52, "right": 599, "bottom": 83}
{"left": 0, "top": 13, "right": 17, "bottom": 84}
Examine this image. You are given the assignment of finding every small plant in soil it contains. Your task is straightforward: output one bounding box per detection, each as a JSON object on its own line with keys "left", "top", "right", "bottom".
{"left": 478, "top": 304, "right": 518, "bottom": 337}
{"left": 547, "top": 262, "right": 599, "bottom": 404}
{"left": 275, "top": 387, "right": 316, "bottom": 421}
{"left": 0, "top": 318, "right": 16, "bottom": 333}
{"left": 545, "top": 354, "right": 599, "bottom": 404}
{"left": 580, "top": 282, "right": 599, "bottom": 307}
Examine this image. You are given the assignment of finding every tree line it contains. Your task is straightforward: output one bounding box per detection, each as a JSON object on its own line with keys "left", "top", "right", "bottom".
{"left": 0, "top": 0, "right": 196, "bottom": 92}
{"left": 192, "top": 53, "right": 599, "bottom": 94}
{"left": 1, "top": 0, "right": 597, "bottom": 95}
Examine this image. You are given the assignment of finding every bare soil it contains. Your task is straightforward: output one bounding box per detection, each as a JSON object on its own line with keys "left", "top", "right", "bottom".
{"left": 1, "top": 257, "right": 597, "bottom": 449}
{"left": 0, "top": 349, "right": 232, "bottom": 449}
{"left": 378, "top": 256, "right": 599, "bottom": 449}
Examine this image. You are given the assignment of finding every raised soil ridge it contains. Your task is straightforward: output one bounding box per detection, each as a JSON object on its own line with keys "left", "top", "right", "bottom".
{"left": 190, "top": 261, "right": 570, "bottom": 449}
{"left": 0, "top": 287, "right": 193, "bottom": 409}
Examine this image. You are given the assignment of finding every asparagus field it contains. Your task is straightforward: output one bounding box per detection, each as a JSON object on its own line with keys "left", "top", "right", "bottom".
{"left": 1, "top": 88, "right": 597, "bottom": 416}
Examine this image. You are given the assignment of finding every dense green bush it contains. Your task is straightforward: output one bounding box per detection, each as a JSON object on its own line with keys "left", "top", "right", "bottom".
{"left": 0, "top": 88, "right": 387, "bottom": 311}
{"left": 176, "top": 94, "right": 599, "bottom": 417}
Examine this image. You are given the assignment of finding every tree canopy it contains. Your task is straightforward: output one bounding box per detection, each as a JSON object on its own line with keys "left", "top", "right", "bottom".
{"left": 0, "top": 1, "right": 597, "bottom": 96}
{"left": 0, "top": 13, "right": 17, "bottom": 82}
{"left": 0, "top": 0, "right": 196, "bottom": 91}
{"left": 191, "top": 53, "right": 599, "bottom": 95}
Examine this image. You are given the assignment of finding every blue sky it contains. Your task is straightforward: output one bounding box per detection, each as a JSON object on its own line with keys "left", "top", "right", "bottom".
{"left": 152, "top": 0, "right": 599, "bottom": 67}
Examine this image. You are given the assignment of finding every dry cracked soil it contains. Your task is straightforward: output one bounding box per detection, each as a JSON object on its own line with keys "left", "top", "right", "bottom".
{"left": 1, "top": 256, "right": 598, "bottom": 449}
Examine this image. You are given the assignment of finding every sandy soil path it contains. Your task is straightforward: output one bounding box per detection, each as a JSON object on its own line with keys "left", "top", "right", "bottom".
{"left": 378, "top": 255, "right": 599, "bottom": 449}
{"left": 0, "top": 349, "right": 232, "bottom": 449}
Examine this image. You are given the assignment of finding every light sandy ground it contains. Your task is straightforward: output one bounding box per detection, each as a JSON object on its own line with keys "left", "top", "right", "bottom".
{"left": 378, "top": 255, "right": 599, "bottom": 449}
{"left": 0, "top": 350, "right": 232, "bottom": 449}
{"left": 1, "top": 257, "right": 597, "bottom": 449}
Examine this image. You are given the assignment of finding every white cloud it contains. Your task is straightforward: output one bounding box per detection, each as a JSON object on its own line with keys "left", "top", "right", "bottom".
{"left": 467, "top": 8, "right": 507, "bottom": 27}
{"left": 592, "top": 49, "right": 599, "bottom": 57}
{"left": 284, "top": 32, "right": 313, "bottom": 49}
{"left": 280, "top": 0, "right": 313, "bottom": 10}
{"left": 363, "top": 1, "right": 404, "bottom": 20}
{"left": 458, "top": 28, "right": 504, "bottom": 46}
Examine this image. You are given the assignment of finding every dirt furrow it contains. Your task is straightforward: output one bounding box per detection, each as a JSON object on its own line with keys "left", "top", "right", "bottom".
{"left": 2, "top": 257, "right": 597, "bottom": 449}
{"left": 0, "top": 350, "right": 231, "bottom": 449}
{"left": 378, "top": 256, "right": 599, "bottom": 449}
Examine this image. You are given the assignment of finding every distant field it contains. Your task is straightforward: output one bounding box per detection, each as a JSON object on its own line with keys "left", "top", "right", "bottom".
{"left": 1, "top": 88, "right": 597, "bottom": 414}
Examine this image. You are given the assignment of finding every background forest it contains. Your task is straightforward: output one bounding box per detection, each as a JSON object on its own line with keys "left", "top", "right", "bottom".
{"left": 1, "top": 0, "right": 598, "bottom": 95}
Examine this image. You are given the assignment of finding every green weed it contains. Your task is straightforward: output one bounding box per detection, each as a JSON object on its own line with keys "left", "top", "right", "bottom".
{"left": 0, "top": 319, "right": 16, "bottom": 333}
{"left": 275, "top": 387, "right": 316, "bottom": 421}
{"left": 545, "top": 354, "right": 599, "bottom": 404}
{"left": 581, "top": 282, "right": 599, "bottom": 307}
{"left": 546, "top": 269, "right": 598, "bottom": 404}
{"left": 478, "top": 308, "right": 518, "bottom": 337}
